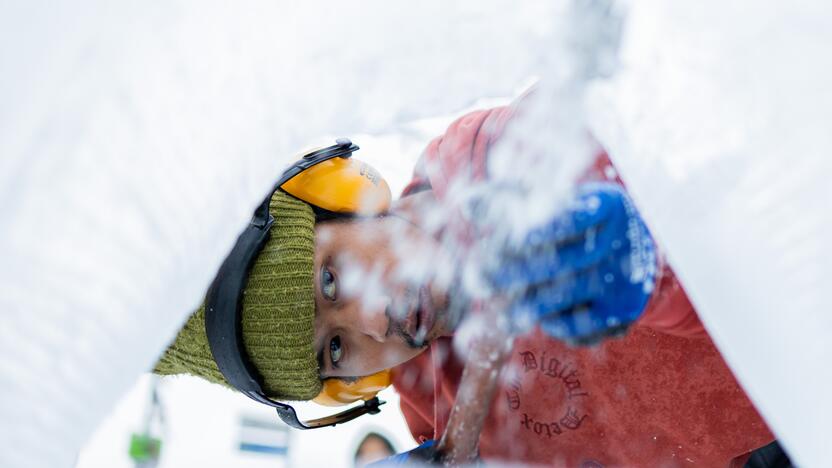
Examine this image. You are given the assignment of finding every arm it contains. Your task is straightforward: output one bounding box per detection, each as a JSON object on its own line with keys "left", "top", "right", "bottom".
{"left": 586, "top": 154, "right": 707, "bottom": 338}
{"left": 397, "top": 392, "right": 435, "bottom": 444}
{"left": 409, "top": 105, "right": 706, "bottom": 342}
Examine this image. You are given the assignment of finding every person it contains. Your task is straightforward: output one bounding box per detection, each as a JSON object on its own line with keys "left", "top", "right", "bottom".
{"left": 353, "top": 432, "right": 397, "bottom": 467}
{"left": 154, "top": 98, "right": 784, "bottom": 466}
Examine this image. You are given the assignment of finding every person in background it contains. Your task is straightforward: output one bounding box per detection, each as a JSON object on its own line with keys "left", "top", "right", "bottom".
{"left": 353, "top": 432, "right": 397, "bottom": 467}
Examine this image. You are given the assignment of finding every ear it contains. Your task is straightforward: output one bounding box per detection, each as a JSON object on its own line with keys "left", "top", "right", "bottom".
{"left": 313, "top": 370, "right": 392, "bottom": 407}
{"left": 282, "top": 157, "right": 392, "bottom": 215}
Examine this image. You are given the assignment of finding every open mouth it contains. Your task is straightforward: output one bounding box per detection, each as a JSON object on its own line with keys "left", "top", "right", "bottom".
{"left": 394, "top": 286, "right": 436, "bottom": 347}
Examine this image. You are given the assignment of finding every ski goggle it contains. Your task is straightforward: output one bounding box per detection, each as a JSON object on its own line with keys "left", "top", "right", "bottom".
{"left": 204, "top": 139, "right": 394, "bottom": 429}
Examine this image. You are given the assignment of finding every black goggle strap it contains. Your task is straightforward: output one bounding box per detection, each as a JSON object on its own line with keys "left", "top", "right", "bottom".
{"left": 204, "top": 138, "right": 382, "bottom": 430}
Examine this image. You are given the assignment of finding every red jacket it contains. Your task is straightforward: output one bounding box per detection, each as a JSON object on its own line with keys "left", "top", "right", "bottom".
{"left": 392, "top": 107, "right": 774, "bottom": 466}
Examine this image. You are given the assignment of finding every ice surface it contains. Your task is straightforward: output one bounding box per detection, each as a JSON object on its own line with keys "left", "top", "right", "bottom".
{"left": 588, "top": 1, "right": 832, "bottom": 465}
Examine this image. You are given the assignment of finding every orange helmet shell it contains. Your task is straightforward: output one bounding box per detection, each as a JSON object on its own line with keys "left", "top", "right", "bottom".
{"left": 280, "top": 157, "right": 391, "bottom": 215}
{"left": 313, "top": 370, "right": 392, "bottom": 407}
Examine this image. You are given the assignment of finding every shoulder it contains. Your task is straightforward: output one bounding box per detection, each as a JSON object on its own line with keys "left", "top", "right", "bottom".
{"left": 409, "top": 107, "right": 514, "bottom": 199}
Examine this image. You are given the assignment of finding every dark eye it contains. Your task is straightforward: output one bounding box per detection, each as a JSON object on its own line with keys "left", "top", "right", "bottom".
{"left": 321, "top": 266, "right": 337, "bottom": 301}
{"left": 329, "top": 336, "right": 343, "bottom": 365}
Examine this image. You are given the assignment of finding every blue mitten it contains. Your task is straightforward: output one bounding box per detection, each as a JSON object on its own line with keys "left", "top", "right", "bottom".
{"left": 490, "top": 183, "right": 658, "bottom": 345}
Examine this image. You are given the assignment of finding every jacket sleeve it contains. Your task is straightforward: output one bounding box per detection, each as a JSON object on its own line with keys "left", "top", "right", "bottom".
{"left": 397, "top": 392, "right": 436, "bottom": 444}
{"left": 391, "top": 352, "right": 438, "bottom": 443}
{"left": 403, "top": 106, "right": 708, "bottom": 338}
{"left": 587, "top": 154, "right": 708, "bottom": 338}
{"left": 401, "top": 106, "right": 514, "bottom": 199}
{"left": 635, "top": 262, "right": 708, "bottom": 337}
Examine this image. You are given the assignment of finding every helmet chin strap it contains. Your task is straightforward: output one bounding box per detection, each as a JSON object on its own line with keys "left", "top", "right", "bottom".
{"left": 204, "top": 139, "right": 386, "bottom": 430}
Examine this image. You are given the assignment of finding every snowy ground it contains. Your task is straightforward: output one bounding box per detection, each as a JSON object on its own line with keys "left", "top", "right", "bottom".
{"left": 2, "top": 1, "right": 831, "bottom": 467}
{"left": 0, "top": 2, "right": 549, "bottom": 466}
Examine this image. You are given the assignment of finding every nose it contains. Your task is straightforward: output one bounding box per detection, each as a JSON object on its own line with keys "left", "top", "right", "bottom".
{"left": 352, "top": 295, "right": 391, "bottom": 343}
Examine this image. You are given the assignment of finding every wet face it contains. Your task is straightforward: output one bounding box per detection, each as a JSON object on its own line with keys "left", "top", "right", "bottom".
{"left": 313, "top": 198, "right": 455, "bottom": 380}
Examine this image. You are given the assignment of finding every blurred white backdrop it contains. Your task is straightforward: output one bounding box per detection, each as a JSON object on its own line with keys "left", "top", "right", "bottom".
{"left": 77, "top": 375, "right": 415, "bottom": 468}
{"left": 75, "top": 121, "right": 459, "bottom": 468}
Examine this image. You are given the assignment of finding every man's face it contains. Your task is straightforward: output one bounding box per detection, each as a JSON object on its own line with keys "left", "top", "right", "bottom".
{"left": 313, "top": 210, "right": 453, "bottom": 380}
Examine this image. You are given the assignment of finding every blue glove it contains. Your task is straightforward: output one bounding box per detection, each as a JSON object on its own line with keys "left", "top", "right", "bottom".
{"left": 371, "top": 440, "right": 438, "bottom": 466}
{"left": 490, "top": 183, "right": 658, "bottom": 345}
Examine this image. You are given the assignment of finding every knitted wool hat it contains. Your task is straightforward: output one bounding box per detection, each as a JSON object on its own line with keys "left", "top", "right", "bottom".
{"left": 154, "top": 190, "right": 322, "bottom": 401}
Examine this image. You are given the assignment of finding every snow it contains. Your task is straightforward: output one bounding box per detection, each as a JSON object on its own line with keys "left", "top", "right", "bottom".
{"left": 588, "top": 1, "right": 832, "bottom": 465}
{"left": 0, "top": 2, "right": 559, "bottom": 466}
{"left": 2, "top": 0, "right": 831, "bottom": 466}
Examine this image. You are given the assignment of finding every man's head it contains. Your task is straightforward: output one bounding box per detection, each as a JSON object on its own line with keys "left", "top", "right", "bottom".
{"left": 155, "top": 191, "right": 322, "bottom": 400}
{"left": 312, "top": 193, "right": 455, "bottom": 382}
{"left": 155, "top": 158, "right": 456, "bottom": 402}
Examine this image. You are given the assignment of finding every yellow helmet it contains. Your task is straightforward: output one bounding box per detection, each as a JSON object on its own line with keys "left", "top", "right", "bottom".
{"left": 205, "top": 139, "right": 396, "bottom": 429}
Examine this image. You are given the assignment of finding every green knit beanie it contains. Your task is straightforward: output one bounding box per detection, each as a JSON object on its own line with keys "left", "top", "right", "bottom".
{"left": 154, "top": 191, "right": 322, "bottom": 401}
